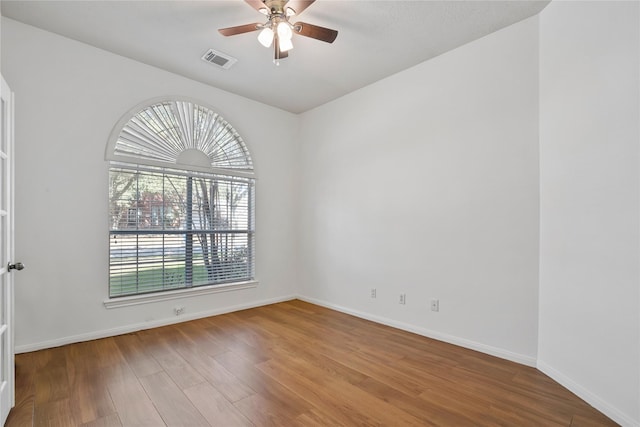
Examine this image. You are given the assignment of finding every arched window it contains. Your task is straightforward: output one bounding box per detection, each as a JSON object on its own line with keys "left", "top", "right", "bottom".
{"left": 106, "top": 98, "right": 255, "bottom": 299}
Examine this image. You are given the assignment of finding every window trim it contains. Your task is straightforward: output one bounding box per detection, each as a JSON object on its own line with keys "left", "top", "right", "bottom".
{"left": 103, "top": 280, "right": 258, "bottom": 309}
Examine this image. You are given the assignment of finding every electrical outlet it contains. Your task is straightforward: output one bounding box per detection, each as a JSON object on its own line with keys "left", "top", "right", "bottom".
{"left": 174, "top": 306, "right": 185, "bottom": 316}
{"left": 399, "top": 293, "right": 406, "bottom": 305}
{"left": 430, "top": 299, "right": 439, "bottom": 312}
{"left": 371, "top": 288, "right": 377, "bottom": 298}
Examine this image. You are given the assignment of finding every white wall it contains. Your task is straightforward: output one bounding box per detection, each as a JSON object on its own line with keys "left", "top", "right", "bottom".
{"left": 298, "top": 17, "right": 540, "bottom": 365}
{"left": 1, "top": 18, "right": 299, "bottom": 351}
{"left": 538, "top": 2, "right": 640, "bottom": 426}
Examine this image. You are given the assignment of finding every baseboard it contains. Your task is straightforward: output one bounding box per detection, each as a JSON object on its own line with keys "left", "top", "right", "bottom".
{"left": 15, "top": 294, "right": 297, "bottom": 354}
{"left": 296, "top": 295, "right": 537, "bottom": 367}
{"left": 537, "top": 360, "right": 638, "bottom": 427}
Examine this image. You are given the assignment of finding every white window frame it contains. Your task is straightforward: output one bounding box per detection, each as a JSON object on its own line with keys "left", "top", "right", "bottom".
{"left": 104, "top": 97, "right": 257, "bottom": 308}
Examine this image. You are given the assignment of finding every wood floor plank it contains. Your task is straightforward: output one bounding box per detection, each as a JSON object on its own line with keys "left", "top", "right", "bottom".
{"left": 6, "top": 352, "right": 36, "bottom": 426}
{"left": 114, "top": 333, "right": 163, "bottom": 378}
{"left": 184, "top": 382, "right": 253, "bottom": 427}
{"left": 356, "top": 376, "right": 476, "bottom": 426}
{"left": 137, "top": 328, "right": 206, "bottom": 390}
{"left": 79, "top": 413, "right": 122, "bottom": 427}
{"left": 571, "top": 413, "right": 619, "bottom": 427}
{"left": 33, "top": 398, "right": 73, "bottom": 427}
{"left": 487, "top": 403, "right": 568, "bottom": 427}
{"left": 204, "top": 324, "right": 271, "bottom": 365}
{"left": 232, "top": 393, "right": 298, "bottom": 427}
{"left": 105, "top": 365, "right": 166, "bottom": 426}
{"left": 291, "top": 409, "right": 349, "bottom": 427}
{"left": 268, "top": 339, "right": 369, "bottom": 387}
{"left": 318, "top": 347, "right": 428, "bottom": 395}
{"left": 5, "top": 393, "right": 33, "bottom": 427}
{"left": 174, "top": 320, "right": 228, "bottom": 357}
{"left": 138, "top": 371, "right": 209, "bottom": 426}
{"left": 7, "top": 300, "right": 617, "bottom": 427}
{"left": 32, "top": 347, "right": 69, "bottom": 406}
{"left": 65, "top": 342, "right": 117, "bottom": 424}
{"left": 175, "top": 347, "right": 254, "bottom": 402}
{"left": 254, "top": 358, "right": 375, "bottom": 426}
{"left": 248, "top": 314, "right": 360, "bottom": 364}
{"left": 214, "top": 350, "right": 312, "bottom": 420}
{"left": 258, "top": 357, "right": 427, "bottom": 426}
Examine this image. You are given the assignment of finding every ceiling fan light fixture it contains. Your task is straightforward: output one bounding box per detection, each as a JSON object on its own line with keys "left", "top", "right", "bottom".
{"left": 257, "top": 27, "right": 274, "bottom": 47}
{"left": 277, "top": 21, "right": 292, "bottom": 40}
{"left": 285, "top": 7, "right": 296, "bottom": 17}
{"left": 275, "top": 21, "right": 293, "bottom": 52}
{"left": 279, "top": 36, "right": 293, "bottom": 52}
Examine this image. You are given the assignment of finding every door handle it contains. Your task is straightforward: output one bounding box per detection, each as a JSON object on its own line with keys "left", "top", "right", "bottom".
{"left": 7, "top": 262, "right": 24, "bottom": 272}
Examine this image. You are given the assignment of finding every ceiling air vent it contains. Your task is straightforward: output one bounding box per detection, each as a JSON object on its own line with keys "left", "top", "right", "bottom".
{"left": 201, "top": 49, "right": 237, "bottom": 70}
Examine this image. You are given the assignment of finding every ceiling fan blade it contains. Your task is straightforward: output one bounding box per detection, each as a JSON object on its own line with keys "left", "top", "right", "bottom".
{"left": 286, "top": 1, "right": 315, "bottom": 16}
{"left": 293, "top": 22, "right": 338, "bottom": 43}
{"left": 218, "top": 23, "right": 262, "bottom": 37}
{"left": 244, "top": 0, "right": 266, "bottom": 12}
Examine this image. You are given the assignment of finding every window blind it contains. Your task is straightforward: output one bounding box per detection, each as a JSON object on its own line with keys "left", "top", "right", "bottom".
{"left": 109, "top": 166, "right": 254, "bottom": 297}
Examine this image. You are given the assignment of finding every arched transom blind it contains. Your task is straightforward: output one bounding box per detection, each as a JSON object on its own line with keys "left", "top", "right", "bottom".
{"left": 113, "top": 100, "right": 253, "bottom": 171}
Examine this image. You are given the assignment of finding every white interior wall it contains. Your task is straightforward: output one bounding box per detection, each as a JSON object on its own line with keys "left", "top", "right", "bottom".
{"left": 1, "top": 18, "right": 299, "bottom": 351}
{"left": 538, "top": 2, "right": 640, "bottom": 426}
{"left": 298, "top": 17, "right": 540, "bottom": 365}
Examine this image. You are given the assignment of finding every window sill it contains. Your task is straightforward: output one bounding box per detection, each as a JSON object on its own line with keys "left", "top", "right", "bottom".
{"left": 103, "top": 280, "right": 258, "bottom": 309}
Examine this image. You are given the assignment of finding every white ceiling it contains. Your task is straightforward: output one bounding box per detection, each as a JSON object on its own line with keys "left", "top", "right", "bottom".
{"left": 1, "top": 0, "right": 549, "bottom": 113}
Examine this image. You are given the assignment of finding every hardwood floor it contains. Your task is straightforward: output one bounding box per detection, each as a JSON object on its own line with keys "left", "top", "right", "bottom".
{"left": 7, "top": 300, "right": 616, "bottom": 426}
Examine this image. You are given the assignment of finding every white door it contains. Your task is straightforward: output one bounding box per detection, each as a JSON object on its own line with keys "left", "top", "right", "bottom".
{"left": 0, "top": 75, "right": 16, "bottom": 425}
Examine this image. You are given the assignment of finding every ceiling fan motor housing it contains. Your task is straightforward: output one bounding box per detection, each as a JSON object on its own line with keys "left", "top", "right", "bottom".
{"left": 263, "top": 0, "right": 290, "bottom": 15}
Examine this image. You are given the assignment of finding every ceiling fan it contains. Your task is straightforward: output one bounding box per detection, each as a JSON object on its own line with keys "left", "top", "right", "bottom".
{"left": 218, "top": 0, "right": 338, "bottom": 65}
